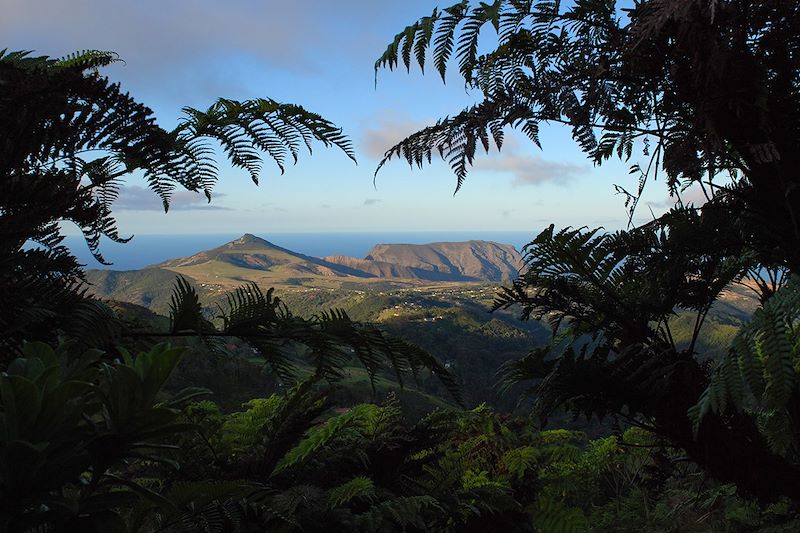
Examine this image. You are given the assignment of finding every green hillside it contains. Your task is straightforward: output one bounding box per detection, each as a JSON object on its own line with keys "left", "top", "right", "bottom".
{"left": 99, "top": 273, "right": 755, "bottom": 416}
{"left": 85, "top": 268, "right": 184, "bottom": 314}
{"left": 84, "top": 235, "right": 761, "bottom": 414}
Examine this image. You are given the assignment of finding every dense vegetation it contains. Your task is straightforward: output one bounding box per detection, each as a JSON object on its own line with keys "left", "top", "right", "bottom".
{"left": 4, "top": 0, "right": 800, "bottom": 530}
{"left": 377, "top": 0, "right": 800, "bottom": 504}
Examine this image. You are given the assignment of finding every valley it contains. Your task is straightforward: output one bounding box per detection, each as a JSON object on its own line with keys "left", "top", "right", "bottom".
{"left": 84, "top": 234, "right": 760, "bottom": 415}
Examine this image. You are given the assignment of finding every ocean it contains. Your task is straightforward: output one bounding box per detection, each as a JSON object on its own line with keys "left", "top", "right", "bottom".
{"left": 63, "top": 231, "right": 542, "bottom": 271}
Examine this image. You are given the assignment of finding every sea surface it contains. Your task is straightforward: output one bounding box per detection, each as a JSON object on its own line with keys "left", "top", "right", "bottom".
{"left": 63, "top": 231, "right": 542, "bottom": 271}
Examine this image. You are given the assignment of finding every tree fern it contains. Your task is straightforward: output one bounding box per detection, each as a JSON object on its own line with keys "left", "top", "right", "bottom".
{"left": 690, "top": 277, "right": 800, "bottom": 454}
{"left": 482, "top": 198, "right": 800, "bottom": 499}
{"left": 326, "top": 476, "right": 376, "bottom": 509}
{"left": 533, "top": 497, "right": 589, "bottom": 533}
{"left": 273, "top": 403, "right": 382, "bottom": 474}
{"left": 372, "top": 0, "right": 793, "bottom": 258}
{"left": 158, "top": 277, "right": 463, "bottom": 403}
{"left": 1, "top": 48, "right": 355, "bottom": 354}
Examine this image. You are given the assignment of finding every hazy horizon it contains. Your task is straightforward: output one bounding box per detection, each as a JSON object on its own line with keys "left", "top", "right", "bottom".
{"left": 65, "top": 230, "right": 542, "bottom": 271}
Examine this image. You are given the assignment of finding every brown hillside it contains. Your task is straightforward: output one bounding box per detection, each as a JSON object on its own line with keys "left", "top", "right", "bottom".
{"left": 361, "top": 240, "right": 523, "bottom": 281}
{"left": 156, "top": 233, "right": 371, "bottom": 279}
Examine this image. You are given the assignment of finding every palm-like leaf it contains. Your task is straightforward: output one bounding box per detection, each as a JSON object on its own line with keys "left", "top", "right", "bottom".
{"left": 0, "top": 50, "right": 355, "bottom": 353}
{"left": 0, "top": 342, "right": 204, "bottom": 530}
{"left": 690, "top": 277, "right": 800, "bottom": 455}
{"left": 496, "top": 205, "right": 752, "bottom": 419}
{"left": 373, "top": 0, "right": 800, "bottom": 258}
{"left": 164, "top": 278, "right": 463, "bottom": 405}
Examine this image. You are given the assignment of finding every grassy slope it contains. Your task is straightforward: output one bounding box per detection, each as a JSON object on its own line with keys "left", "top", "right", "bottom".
{"left": 94, "top": 264, "right": 760, "bottom": 417}
{"left": 110, "top": 297, "right": 455, "bottom": 416}
{"left": 85, "top": 268, "right": 182, "bottom": 315}
{"left": 280, "top": 285, "right": 552, "bottom": 411}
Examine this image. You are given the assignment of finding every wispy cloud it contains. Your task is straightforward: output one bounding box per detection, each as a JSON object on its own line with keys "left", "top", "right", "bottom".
{"left": 113, "top": 186, "right": 229, "bottom": 211}
{"left": 361, "top": 114, "right": 586, "bottom": 186}
{"left": 361, "top": 113, "right": 431, "bottom": 161}
{"left": 647, "top": 187, "right": 709, "bottom": 209}
{"left": 475, "top": 155, "right": 585, "bottom": 186}
{"left": 363, "top": 198, "right": 382, "bottom": 206}
{"left": 2, "top": 1, "right": 375, "bottom": 73}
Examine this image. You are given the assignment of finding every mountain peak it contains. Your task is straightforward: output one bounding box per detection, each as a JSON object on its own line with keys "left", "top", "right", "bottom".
{"left": 227, "top": 233, "right": 273, "bottom": 248}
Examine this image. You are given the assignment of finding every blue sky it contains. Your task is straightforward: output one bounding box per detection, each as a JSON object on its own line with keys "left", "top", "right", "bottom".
{"left": 5, "top": 0, "right": 682, "bottom": 236}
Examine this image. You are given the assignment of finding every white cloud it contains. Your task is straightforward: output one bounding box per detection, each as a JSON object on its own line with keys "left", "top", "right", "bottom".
{"left": 474, "top": 155, "right": 586, "bottom": 186}
{"left": 360, "top": 114, "right": 431, "bottom": 160}
{"left": 647, "top": 187, "right": 710, "bottom": 209}
{"left": 113, "top": 185, "right": 229, "bottom": 211}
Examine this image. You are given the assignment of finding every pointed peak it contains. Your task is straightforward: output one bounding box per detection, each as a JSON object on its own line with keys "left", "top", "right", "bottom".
{"left": 227, "top": 233, "right": 274, "bottom": 248}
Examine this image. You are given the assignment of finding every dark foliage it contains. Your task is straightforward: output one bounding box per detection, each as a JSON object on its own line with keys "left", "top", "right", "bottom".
{"left": 150, "top": 278, "right": 463, "bottom": 405}
{"left": 493, "top": 207, "right": 800, "bottom": 500}
{"left": 377, "top": 0, "right": 800, "bottom": 502}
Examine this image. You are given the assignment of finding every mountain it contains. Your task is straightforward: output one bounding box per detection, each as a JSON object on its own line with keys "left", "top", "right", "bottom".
{"left": 149, "top": 233, "right": 383, "bottom": 288}
{"left": 84, "top": 235, "right": 526, "bottom": 311}
{"left": 157, "top": 233, "right": 370, "bottom": 277}
{"left": 153, "top": 234, "right": 523, "bottom": 285}
{"left": 343, "top": 240, "right": 523, "bottom": 282}
{"left": 321, "top": 256, "right": 420, "bottom": 279}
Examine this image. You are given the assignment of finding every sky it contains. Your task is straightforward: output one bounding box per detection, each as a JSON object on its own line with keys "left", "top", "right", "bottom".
{"left": 4, "top": 0, "right": 686, "bottom": 237}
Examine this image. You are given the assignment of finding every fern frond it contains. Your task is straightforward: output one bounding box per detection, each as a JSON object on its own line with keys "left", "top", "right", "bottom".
{"left": 273, "top": 404, "right": 381, "bottom": 474}
{"left": 61, "top": 297, "right": 122, "bottom": 347}
{"left": 375, "top": 95, "right": 522, "bottom": 192}
{"left": 326, "top": 476, "right": 376, "bottom": 509}
{"left": 354, "top": 495, "right": 441, "bottom": 532}
{"left": 178, "top": 98, "right": 356, "bottom": 187}
{"left": 218, "top": 283, "right": 286, "bottom": 333}
{"left": 691, "top": 277, "right": 800, "bottom": 451}
{"left": 533, "top": 497, "right": 589, "bottom": 533}
{"left": 169, "top": 276, "right": 205, "bottom": 334}
{"left": 147, "top": 481, "right": 250, "bottom": 533}
{"left": 56, "top": 49, "right": 120, "bottom": 70}
{"left": 501, "top": 446, "right": 538, "bottom": 479}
